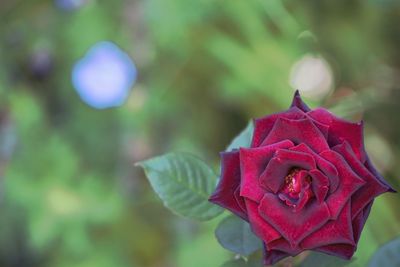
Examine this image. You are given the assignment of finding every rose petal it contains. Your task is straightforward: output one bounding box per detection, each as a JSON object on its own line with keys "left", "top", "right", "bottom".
{"left": 240, "top": 140, "right": 294, "bottom": 202}
{"left": 262, "top": 117, "right": 330, "bottom": 153}
{"left": 316, "top": 155, "right": 340, "bottom": 194}
{"left": 277, "top": 170, "right": 312, "bottom": 212}
{"left": 301, "top": 202, "right": 355, "bottom": 249}
{"left": 234, "top": 186, "right": 247, "bottom": 213}
{"left": 277, "top": 169, "right": 309, "bottom": 210}
{"left": 259, "top": 193, "right": 330, "bottom": 246}
{"left": 259, "top": 149, "right": 316, "bottom": 193}
{"left": 309, "top": 169, "right": 329, "bottom": 203}
{"left": 332, "top": 142, "right": 391, "bottom": 218}
{"left": 292, "top": 179, "right": 313, "bottom": 212}
{"left": 263, "top": 245, "right": 291, "bottom": 266}
{"left": 251, "top": 107, "right": 305, "bottom": 148}
{"left": 310, "top": 119, "right": 330, "bottom": 139}
{"left": 290, "top": 143, "right": 339, "bottom": 193}
{"left": 245, "top": 199, "right": 281, "bottom": 244}
{"left": 268, "top": 238, "right": 302, "bottom": 255}
{"left": 315, "top": 244, "right": 356, "bottom": 260}
{"left": 365, "top": 155, "right": 396, "bottom": 193}
{"left": 319, "top": 150, "right": 366, "bottom": 219}
{"left": 291, "top": 90, "right": 311, "bottom": 112}
{"left": 308, "top": 108, "right": 365, "bottom": 162}
{"left": 352, "top": 200, "right": 373, "bottom": 243}
{"left": 209, "top": 150, "right": 247, "bottom": 220}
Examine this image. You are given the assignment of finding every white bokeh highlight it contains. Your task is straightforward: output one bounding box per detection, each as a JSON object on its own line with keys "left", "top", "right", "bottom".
{"left": 289, "top": 55, "right": 333, "bottom": 100}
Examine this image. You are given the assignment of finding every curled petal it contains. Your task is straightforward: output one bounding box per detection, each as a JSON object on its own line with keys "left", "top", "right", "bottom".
{"left": 291, "top": 90, "right": 311, "bottom": 112}
{"left": 333, "top": 142, "right": 391, "bottom": 218}
{"left": 292, "top": 184, "right": 313, "bottom": 212}
{"left": 277, "top": 170, "right": 313, "bottom": 213}
{"left": 245, "top": 199, "right": 281, "bottom": 244}
{"left": 301, "top": 202, "right": 355, "bottom": 249}
{"left": 290, "top": 143, "right": 339, "bottom": 193}
{"left": 315, "top": 244, "right": 356, "bottom": 260}
{"left": 352, "top": 200, "right": 373, "bottom": 243}
{"left": 251, "top": 107, "right": 305, "bottom": 148}
{"left": 262, "top": 117, "right": 330, "bottom": 153}
{"left": 311, "top": 119, "right": 330, "bottom": 139}
{"left": 320, "top": 150, "right": 366, "bottom": 219}
{"left": 316, "top": 154, "right": 340, "bottom": 193}
{"left": 263, "top": 245, "right": 291, "bottom": 266}
{"left": 365, "top": 155, "right": 396, "bottom": 193}
{"left": 209, "top": 151, "right": 247, "bottom": 220}
{"left": 259, "top": 149, "right": 316, "bottom": 193}
{"left": 259, "top": 193, "right": 330, "bottom": 246}
{"left": 240, "top": 140, "right": 294, "bottom": 202}
{"left": 308, "top": 107, "right": 366, "bottom": 162}
{"left": 234, "top": 187, "right": 247, "bottom": 212}
{"left": 268, "top": 238, "right": 302, "bottom": 255}
{"left": 309, "top": 169, "right": 329, "bottom": 203}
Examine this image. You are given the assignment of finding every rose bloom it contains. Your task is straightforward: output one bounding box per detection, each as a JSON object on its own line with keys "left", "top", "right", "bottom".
{"left": 209, "top": 91, "right": 395, "bottom": 265}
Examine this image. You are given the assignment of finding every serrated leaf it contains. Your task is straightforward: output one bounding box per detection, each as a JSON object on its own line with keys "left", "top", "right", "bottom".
{"left": 136, "top": 152, "right": 223, "bottom": 221}
{"left": 215, "top": 215, "right": 262, "bottom": 256}
{"left": 300, "top": 252, "right": 352, "bottom": 267}
{"left": 226, "top": 121, "right": 254, "bottom": 151}
{"left": 368, "top": 237, "right": 400, "bottom": 267}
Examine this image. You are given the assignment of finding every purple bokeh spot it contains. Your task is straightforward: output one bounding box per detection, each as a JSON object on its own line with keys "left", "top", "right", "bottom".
{"left": 72, "top": 41, "right": 137, "bottom": 109}
{"left": 55, "top": 0, "right": 87, "bottom": 11}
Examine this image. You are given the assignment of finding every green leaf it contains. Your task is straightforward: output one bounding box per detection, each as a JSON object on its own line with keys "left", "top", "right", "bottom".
{"left": 136, "top": 152, "right": 223, "bottom": 221}
{"left": 220, "top": 252, "right": 264, "bottom": 267}
{"left": 221, "top": 258, "right": 248, "bottom": 267}
{"left": 300, "top": 252, "right": 352, "bottom": 267}
{"left": 215, "top": 215, "right": 262, "bottom": 256}
{"left": 246, "top": 251, "right": 264, "bottom": 267}
{"left": 226, "top": 121, "right": 254, "bottom": 151}
{"left": 368, "top": 237, "right": 400, "bottom": 267}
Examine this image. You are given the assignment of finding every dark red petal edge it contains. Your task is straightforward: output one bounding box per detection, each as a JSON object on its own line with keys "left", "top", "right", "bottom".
{"left": 251, "top": 107, "right": 305, "bottom": 148}
{"left": 291, "top": 90, "right": 311, "bottom": 112}
{"left": 263, "top": 243, "right": 291, "bottom": 266}
{"left": 208, "top": 150, "right": 248, "bottom": 220}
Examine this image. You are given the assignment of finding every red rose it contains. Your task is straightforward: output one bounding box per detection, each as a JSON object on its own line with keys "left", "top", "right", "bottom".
{"left": 209, "top": 91, "right": 395, "bottom": 265}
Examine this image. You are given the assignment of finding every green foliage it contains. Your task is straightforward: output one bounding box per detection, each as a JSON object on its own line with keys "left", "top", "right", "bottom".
{"left": 368, "top": 237, "right": 400, "bottom": 267}
{"left": 4, "top": 91, "right": 124, "bottom": 257}
{"left": 215, "top": 215, "right": 262, "bottom": 256}
{"left": 176, "top": 218, "right": 230, "bottom": 267}
{"left": 205, "top": 1, "right": 305, "bottom": 108}
{"left": 136, "top": 152, "right": 223, "bottom": 221}
{"left": 220, "top": 251, "right": 264, "bottom": 267}
{"left": 300, "top": 252, "right": 352, "bottom": 267}
{"left": 222, "top": 258, "right": 256, "bottom": 267}
{"left": 351, "top": 195, "right": 400, "bottom": 267}
{"left": 226, "top": 121, "right": 254, "bottom": 151}
{"left": 221, "top": 258, "right": 249, "bottom": 267}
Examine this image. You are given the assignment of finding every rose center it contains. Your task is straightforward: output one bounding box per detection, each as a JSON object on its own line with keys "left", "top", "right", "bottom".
{"left": 278, "top": 168, "right": 313, "bottom": 212}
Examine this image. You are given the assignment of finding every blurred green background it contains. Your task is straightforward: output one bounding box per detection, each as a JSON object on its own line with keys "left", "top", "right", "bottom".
{"left": 0, "top": 0, "right": 399, "bottom": 266}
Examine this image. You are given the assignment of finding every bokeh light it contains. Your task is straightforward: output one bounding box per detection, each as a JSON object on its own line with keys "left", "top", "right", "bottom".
{"left": 72, "top": 41, "right": 137, "bottom": 109}
{"left": 54, "top": 0, "right": 88, "bottom": 11}
{"left": 289, "top": 54, "right": 333, "bottom": 100}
